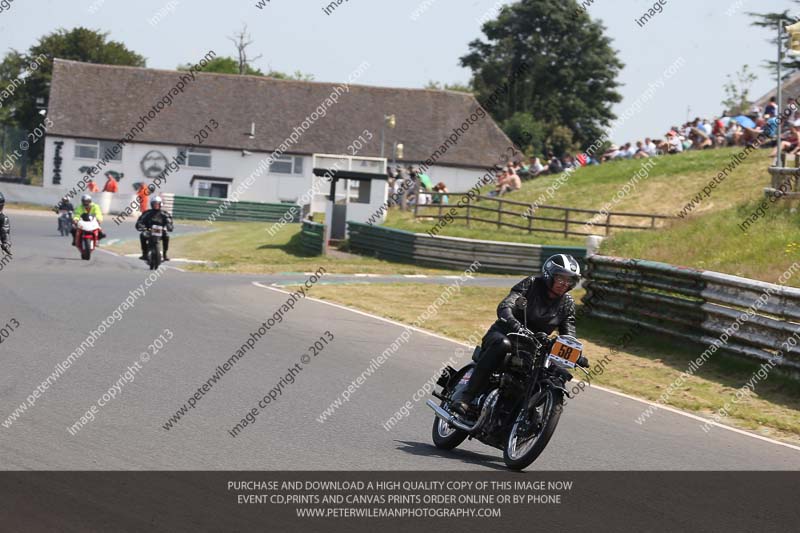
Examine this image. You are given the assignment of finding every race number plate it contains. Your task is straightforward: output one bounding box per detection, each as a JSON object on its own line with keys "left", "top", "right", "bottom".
{"left": 548, "top": 336, "right": 583, "bottom": 368}
{"left": 151, "top": 225, "right": 164, "bottom": 237}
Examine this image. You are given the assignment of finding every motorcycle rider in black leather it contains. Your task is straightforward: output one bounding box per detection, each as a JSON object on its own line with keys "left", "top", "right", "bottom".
{"left": 136, "top": 196, "right": 174, "bottom": 261}
{"left": 56, "top": 196, "right": 75, "bottom": 212}
{"left": 452, "top": 254, "right": 581, "bottom": 416}
{"left": 0, "top": 192, "right": 10, "bottom": 255}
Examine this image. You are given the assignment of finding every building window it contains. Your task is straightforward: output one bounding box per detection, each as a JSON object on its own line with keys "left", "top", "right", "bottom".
{"left": 74, "top": 140, "right": 122, "bottom": 161}
{"left": 75, "top": 140, "right": 98, "bottom": 159}
{"left": 178, "top": 146, "right": 212, "bottom": 168}
{"left": 197, "top": 181, "right": 228, "bottom": 199}
{"left": 269, "top": 155, "right": 304, "bottom": 175}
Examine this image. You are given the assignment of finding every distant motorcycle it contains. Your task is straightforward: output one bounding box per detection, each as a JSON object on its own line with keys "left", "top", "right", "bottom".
{"left": 143, "top": 224, "right": 165, "bottom": 270}
{"left": 58, "top": 209, "right": 73, "bottom": 237}
{"left": 74, "top": 214, "right": 100, "bottom": 261}
{"left": 427, "top": 297, "right": 590, "bottom": 471}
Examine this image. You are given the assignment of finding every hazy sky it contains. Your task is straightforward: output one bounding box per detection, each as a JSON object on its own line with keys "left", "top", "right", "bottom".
{"left": 0, "top": 0, "right": 793, "bottom": 144}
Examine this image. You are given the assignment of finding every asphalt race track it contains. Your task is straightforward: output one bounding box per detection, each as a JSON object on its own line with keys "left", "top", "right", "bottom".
{"left": 1, "top": 213, "right": 799, "bottom": 470}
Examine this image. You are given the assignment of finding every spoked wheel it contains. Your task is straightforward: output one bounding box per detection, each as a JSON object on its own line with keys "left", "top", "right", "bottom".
{"left": 431, "top": 402, "right": 468, "bottom": 450}
{"left": 503, "top": 388, "right": 563, "bottom": 471}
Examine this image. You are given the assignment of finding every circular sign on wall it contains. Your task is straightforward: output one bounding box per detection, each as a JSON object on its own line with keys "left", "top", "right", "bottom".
{"left": 140, "top": 150, "right": 169, "bottom": 179}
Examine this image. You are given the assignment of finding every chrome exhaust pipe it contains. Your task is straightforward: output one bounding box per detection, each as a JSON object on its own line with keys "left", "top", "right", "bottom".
{"left": 426, "top": 389, "right": 499, "bottom": 433}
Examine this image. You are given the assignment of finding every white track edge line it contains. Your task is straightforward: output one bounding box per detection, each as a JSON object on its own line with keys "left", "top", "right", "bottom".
{"left": 253, "top": 281, "right": 800, "bottom": 454}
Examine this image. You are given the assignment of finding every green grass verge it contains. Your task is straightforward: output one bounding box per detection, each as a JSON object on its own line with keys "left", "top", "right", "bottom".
{"left": 300, "top": 282, "right": 800, "bottom": 446}
{"left": 108, "top": 221, "right": 505, "bottom": 275}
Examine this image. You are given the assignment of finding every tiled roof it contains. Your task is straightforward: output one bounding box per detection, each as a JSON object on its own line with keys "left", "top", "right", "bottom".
{"left": 48, "top": 59, "right": 513, "bottom": 169}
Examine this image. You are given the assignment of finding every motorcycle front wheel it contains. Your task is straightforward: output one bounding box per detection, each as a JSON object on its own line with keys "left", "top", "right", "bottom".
{"left": 503, "top": 388, "right": 563, "bottom": 471}
{"left": 431, "top": 402, "right": 468, "bottom": 450}
{"left": 81, "top": 239, "right": 92, "bottom": 261}
{"left": 148, "top": 238, "right": 161, "bottom": 270}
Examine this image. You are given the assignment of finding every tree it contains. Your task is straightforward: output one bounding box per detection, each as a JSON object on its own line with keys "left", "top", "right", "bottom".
{"left": 424, "top": 80, "right": 473, "bottom": 93}
{"left": 0, "top": 27, "right": 145, "bottom": 160}
{"left": 266, "top": 69, "right": 315, "bottom": 81}
{"left": 721, "top": 65, "right": 757, "bottom": 115}
{"left": 460, "top": 0, "right": 623, "bottom": 156}
{"left": 178, "top": 56, "right": 264, "bottom": 76}
{"left": 749, "top": 4, "right": 800, "bottom": 78}
{"left": 228, "top": 24, "right": 263, "bottom": 75}
{"left": 501, "top": 111, "right": 545, "bottom": 156}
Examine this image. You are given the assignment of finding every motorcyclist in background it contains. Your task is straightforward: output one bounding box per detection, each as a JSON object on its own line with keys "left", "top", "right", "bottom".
{"left": 452, "top": 254, "right": 581, "bottom": 416}
{"left": 135, "top": 196, "right": 174, "bottom": 261}
{"left": 56, "top": 196, "right": 74, "bottom": 212}
{"left": 72, "top": 194, "right": 106, "bottom": 240}
{"left": 0, "top": 192, "right": 11, "bottom": 255}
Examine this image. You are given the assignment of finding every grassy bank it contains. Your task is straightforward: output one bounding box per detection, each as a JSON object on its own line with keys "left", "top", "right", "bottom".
{"left": 602, "top": 199, "right": 800, "bottom": 286}
{"left": 108, "top": 221, "right": 497, "bottom": 275}
{"left": 300, "top": 282, "right": 800, "bottom": 446}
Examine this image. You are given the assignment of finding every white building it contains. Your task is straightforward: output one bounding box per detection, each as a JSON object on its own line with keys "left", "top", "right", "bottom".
{"left": 43, "top": 59, "right": 514, "bottom": 221}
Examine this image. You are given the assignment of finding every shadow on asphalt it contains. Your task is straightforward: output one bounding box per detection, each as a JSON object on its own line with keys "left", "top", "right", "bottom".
{"left": 393, "top": 440, "right": 510, "bottom": 472}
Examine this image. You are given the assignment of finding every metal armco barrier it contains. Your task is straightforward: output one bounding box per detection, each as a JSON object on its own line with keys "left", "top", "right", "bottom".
{"left": 347, "top": 222, "right": 587, "bottom": 274}
{"left": 300, "top": 220, "right": 326, "bottom": 256}
{"left": 171, "top": 195, "right": 300, "bottom": 222}
{"left": 583, "top": 255, "right": 800, "bottom": 369}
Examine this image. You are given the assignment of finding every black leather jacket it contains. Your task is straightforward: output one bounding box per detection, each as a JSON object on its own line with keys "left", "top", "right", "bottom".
{"left": 0, "top": 212, "right": 9, "bottom": 245}
{"left": 493, "top": 276, "right": 576, "bottom": 336}
{"left": 135, "top": 209, "right": 174, "bottom": 232}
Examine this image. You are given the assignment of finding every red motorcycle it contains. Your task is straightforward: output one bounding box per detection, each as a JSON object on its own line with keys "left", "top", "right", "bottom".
{"left": 74, "top": 214, "right": 101, "bottom": 261}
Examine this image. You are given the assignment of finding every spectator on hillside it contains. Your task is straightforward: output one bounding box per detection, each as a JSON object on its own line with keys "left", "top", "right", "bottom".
{"left": 498, "top": 170, "right": 522, "bottom": 196}
{"left": 644, "top": 137, "right": 658, "bottom": 156}
{"left": 547, "top": 154, "right": 563, "bottom": 174}
{"left": 432, "top": 182, "right": 450, "bottom": 204}
{"left": 632, "top": 141, "right": 650, "bottom": 159}
{"left": 772, "top": 124, "right": 800, "bottom": 157}
{"left": 726, "top": 121, "right": 743, "bottom": 146}
{"left": 665, "top": 131, "right": 683, "bottom": 154}
{"left": 529, "top": 157, "right": 545, "bottom": 177}
{"left": 620, "top": 142, "right": 637, "bottom": 159}
{"left": 488, "top": 170, "right": 507, "bottom": 197}
{"left": 601, "top": 144, "right": 620, "bottom": 162}
{"left": 765, "top": 97, "right": 778, "bottom": 118}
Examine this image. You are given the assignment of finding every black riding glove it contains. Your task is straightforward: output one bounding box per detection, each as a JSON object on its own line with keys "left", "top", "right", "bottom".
{"left": 504, "top": 318, "right": 524, "bottom": 333}
{"left": 1, "top": 242, "right": 10, "bottom": 254}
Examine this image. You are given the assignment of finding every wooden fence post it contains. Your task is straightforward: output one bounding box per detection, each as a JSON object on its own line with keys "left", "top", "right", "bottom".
{"left": 563, "top": 209, "right": 570, "bottom": 238}
{"left": 497, "top": 198, "right": 503, "bottom": 229}
{"left": 466, "top": 203, "right": 471, "bottom": 227}
{"left": 605, "top": 213, "right": 611, "bottom": 236}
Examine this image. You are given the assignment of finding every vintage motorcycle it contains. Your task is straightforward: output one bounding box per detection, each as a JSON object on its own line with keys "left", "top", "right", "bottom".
{"left": 426, "top": 297, "right": 590, "bottom": 471}
{"left": 143, "top": 224, "right": 165, "bottom": 270}
{"left": 74, "top": 214, "right": 100, "bottom": 261}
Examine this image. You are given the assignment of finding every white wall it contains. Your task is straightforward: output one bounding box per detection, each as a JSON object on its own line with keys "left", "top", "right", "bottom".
{"left": 40, "top": 136, "right": 494, "bottom": 221}
{"left": 42, "top": 136, "right": 329, "bottom": 204}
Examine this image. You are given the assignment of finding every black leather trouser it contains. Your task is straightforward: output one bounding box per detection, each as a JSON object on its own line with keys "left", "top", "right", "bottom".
{"left": 140, "top": 233, "right": 169, "bottom": 255}
{"left": 465, "top": 328, "right": 512, "bottom": 396}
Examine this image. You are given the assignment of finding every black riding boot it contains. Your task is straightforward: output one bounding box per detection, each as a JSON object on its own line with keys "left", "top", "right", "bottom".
{"left": 452, "top": 330, "right": 511, "bottom": 416}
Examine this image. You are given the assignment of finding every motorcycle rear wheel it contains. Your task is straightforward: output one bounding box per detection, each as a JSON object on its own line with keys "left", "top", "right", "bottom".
{"left": 431, "top": 402, "right": 468, "bottom": 450}
{"left": 503, "top": 389, "right": 563, "bottom": 471}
